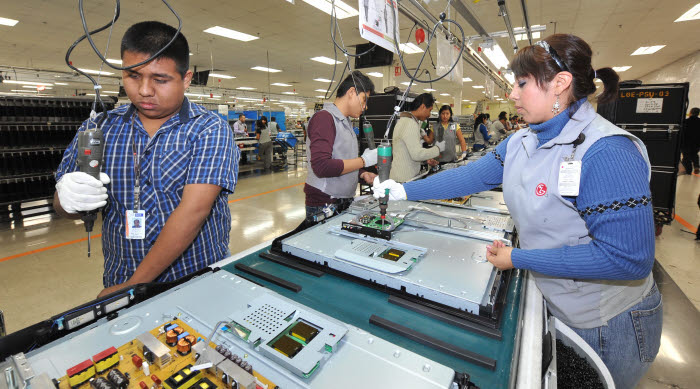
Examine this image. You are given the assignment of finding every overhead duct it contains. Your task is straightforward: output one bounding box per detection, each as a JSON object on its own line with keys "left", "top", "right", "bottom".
{"left": 451, "top": 0, "right": 490, "bottom": 37}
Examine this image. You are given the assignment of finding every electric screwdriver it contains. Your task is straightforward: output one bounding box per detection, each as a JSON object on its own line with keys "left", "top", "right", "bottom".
{"left": 362, "top": 121, "right": 376, "bottom": 150}
{"left": 76, "top": 126, "right": 105, "bottom": 257}
{"left": 377, "top": 140, "right": 392, "bottom": 226}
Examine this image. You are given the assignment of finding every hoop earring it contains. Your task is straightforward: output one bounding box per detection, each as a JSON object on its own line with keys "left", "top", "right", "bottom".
{"left": 552, "top": 95, "right": 561, "bottom": 114}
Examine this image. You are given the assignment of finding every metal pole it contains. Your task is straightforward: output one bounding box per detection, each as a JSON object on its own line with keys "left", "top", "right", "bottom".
{"left": 519, "top": 0, "right": 534, "bottom": 45}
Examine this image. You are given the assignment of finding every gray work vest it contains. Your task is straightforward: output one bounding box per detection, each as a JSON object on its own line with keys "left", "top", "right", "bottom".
{"left": 474, "top": 123, "right": 486, "bottom": 145}
{"left": 305, "top": 103, "right": 359, "bottom": 199}
{"left": 436, "top": 122, "right": 458, "bottom": 162}
{"left": 503, "top": 101, "right": 654, "bottom": 329}
{"left": 258, "top": 124, "right": 271, "bottom": 144}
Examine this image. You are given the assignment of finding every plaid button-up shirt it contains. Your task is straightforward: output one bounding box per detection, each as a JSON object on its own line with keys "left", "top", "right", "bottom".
{"left": 56, "top": 98, "right": 239, "bottom": 287}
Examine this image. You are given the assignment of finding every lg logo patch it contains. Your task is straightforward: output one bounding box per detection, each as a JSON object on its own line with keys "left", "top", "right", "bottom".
{"left": 535, "top": 183, "right": 547, "bottom": 196}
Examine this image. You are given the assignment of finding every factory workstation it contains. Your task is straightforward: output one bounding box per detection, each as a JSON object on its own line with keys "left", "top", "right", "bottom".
{"left": 2, "top": 0, "right": 700, "bottom": 388}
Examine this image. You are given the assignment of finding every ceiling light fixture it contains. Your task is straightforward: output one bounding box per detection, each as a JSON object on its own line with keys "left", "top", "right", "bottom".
{"left": 315, "top": 89, "right": 328, "bottom": 92}
{"left": 106, "top": 58, "right": 122, "bottom": 65}
{"left": 236, "top": 87, "right": 256, "bottom": 90}
{"left": 54, "top": 82, "right": 69, "bottom": 85}
{"left": 1, "top": 80, "right": 53, "bottom": 86}
{"left": 400, "top": 82, "right": 411, "bottom": 86}
{"left": 78, "top": 68, "right": 114, "bottom": 75}
{"left": 424, "top": 88, "right": 436, "bottom": 92}
{"left": 314, "top": 78, "right": 333, "bottom": 82}
{"left": 631, "top": 45, "right": 666, "bottom": 55}
{"left": 280, "top": 100, "right": 306, "bottom": 104}
{"left": 22, "top": 85, "right": 53, "bottom": 89}
{"left": 203, "top": 26, "right": 259, "bottom": 41}
{"left": 675, "top": 3, "right": 700, "bottom": 22}
{"left": 472, "top": 85, "right": 484, "bottom": 89}
{"left": 515, "top": 31, "right": 541, "bottom": 41}
{"left": 612, "top": 66, "right": 631, "bottom": 72}
{"left": 399, "top": 43, "right": 423, "bottom": 54}
{"left": 367, "top": 72, "right": 383, "bottom": 77}
{"left": 209, "top": 73, "right": 236, "bottom": 79}
{"left": 462, "top": 77, "right": 472, "bottom": 82}
{"left": 301, "top": 0, "right": 359, "bottom": 19}
{"left": 481, "top": 43, "right": 509, "bottom": 69}
{"left": 282, "top": 91, "right": 297, "bottom": 95}
{"left": 0, "top": 17, "right": 19, "bottom": 27}
{"left": 310, "top": 56, "right": 342, "bottom": 65}
{"left": 271, "top": 82, "right": 292, "bottom": 86}
{"left": 251, "top": 66, "right": 281, "bottom": 73}
{"left": 315, "top": 95, "right": 326, "bottom": 98}
{"left": 440, "top": 93, "right": 450, "bottom": 96}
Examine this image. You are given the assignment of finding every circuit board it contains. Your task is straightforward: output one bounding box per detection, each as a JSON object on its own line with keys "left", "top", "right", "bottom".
{"left": 55, "top": 318, "right": 276, "bottom": 389}
{"left": 356, "top": 214, "right": 404, "bottom": 231}
{"left": 435, "top": 195, "right": 471, "bottom": 205}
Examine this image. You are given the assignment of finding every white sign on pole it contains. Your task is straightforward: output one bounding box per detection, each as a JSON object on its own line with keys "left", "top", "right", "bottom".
{"left": 358, "top": 0, "right": 400, "bottom": 54}
{"left": 635, "top": 98, "right": 663, "bottom": 114}
{"left": 218, "top": 104, "right": 229, "bottom": 116}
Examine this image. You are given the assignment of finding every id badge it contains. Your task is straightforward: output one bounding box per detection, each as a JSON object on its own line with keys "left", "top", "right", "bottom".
{"left": 126, "top": 210, "right": 146, "bottom": 239}
{"left": 559, "top": 161, "right": 581, "bottom": 196}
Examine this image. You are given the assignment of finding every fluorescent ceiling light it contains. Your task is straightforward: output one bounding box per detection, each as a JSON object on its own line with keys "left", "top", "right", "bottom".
{"left": 440, "top": 93, "right": 450, "bottom": 96}
{"left": 236, "top": 87, "right": 256, "bottom": 90}
{"left": 399, "top": 43, "right": 423, "bottom": 54}
{"left": 481, "top": 43, "right": 509, "bottom": 69}
{"left": 400, "top": 82, "right": 411, "bottom": 86}
{"left": 315, "top": 89, "right": 328, "bottom": 92}
{"left": 22, "top": 85, "right": 53, "bottom": 89}
{"left": 251, "top": 66, "right": 281, "bottom": 73}
{"left": 462, "top": 99, "right": 471, "bottom": 102}
{"left": 675, "top": 3, "right": 700, "bottom": 22}
{"left": 515, "top": 31, "right": 541, "bottom": 41}
{"left": 236, "top": 97, "right": 260, "bottom": 101}
{"left": 280, "top": 100, "right": 305, "bottom": 104}
{"left": 106, "top": 58, "right": 122, "bottom": 65}
{"left": 185, "top": 93, "right": 221, "bottom": 98}
{"left": 1, "top": 80, "right": 53, "bottom": 86}
{"left": 367, "top": 72, "right": 383, "bottom": 77}
{"left": 209, "top": 73, "right": 236, "bottom": 79}
{"left": 203, "top": 26, "right": 258, "bottom": 42}
{"left": 0, "top": 17, "right": 19, "bottom": 27}
{"left": 310, "top": 56, "right": 341, "bottom": 65}
{"left": 462, "top": 77, "right": 472, "bottom": 82}
{"left": 189, "top": 53, "right": 194, "bottom": 56}
{"left": 78, "top": 68, "right": 114, "bottom": 75}
{"left": 10, "top": 89, "right": 36, "bottom": 92}
{"left": 631, "top": 45, "right": 666, "bottom": 55}
{"left": 314, "top": 78, "right": 333, "bottom": 82}
{"left": 612, "top": 66, "right": 631, "bottom": 72}
{"left": 301, "top": 0, "right": 358, "bottom": 19}
{"left": 504, "top": 73, "right": 515, "bottom": 84}
{"left": 473, "top": 85, "right": 484, "bottom": 89}
{"left": 424, "top": 88, "right": 436, "bottom": 92}
{"left": 54, "top": 82, "right": 69, "bottom": 85}
{"left": 315, "top": 95, "right": 326, "bottom": 98}
{"left": 271, "top": 82, "right": 292, "bottom": 86}
{"left": 102, "top": 91, "right": 118, "bottom": 94}
{"left": 282, "top": 91, "right": 297, "bottom": 95}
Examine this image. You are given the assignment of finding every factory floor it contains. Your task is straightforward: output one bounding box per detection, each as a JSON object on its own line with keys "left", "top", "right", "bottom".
{"left": 0, "top": 163, "right": 698, "bottom": 388}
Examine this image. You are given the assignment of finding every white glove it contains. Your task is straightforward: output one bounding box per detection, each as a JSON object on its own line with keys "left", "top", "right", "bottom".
{"left": 435, "top": 141, "right": 446, "bottom": 152}
{"left": 372, "top": 177, "right": 407, "bottom": 201}
{"left": 360, "top": 148, "right": 378, "bottom": 167}
{"left": 55, "top": 172, "right": 110, "bottom": 214}
{"left": 456, "top": 151, "right": 467, "bottom": 161}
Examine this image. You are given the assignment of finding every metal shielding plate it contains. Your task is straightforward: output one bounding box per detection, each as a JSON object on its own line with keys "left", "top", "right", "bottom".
{"left": 282, "top": 212, "right": 498, "bottom": 313}
{"left": 24, "top": 273, "right": 455, "bottom": 389}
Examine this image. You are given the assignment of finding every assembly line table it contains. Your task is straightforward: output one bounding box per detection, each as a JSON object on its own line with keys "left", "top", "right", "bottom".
{"left": 214, "top": 240, "right": 545, "bottom": 389}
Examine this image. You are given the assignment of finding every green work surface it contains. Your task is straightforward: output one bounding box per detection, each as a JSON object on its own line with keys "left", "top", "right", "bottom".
{"left": 222, "top": 246, "right": 523, "bottom": 388}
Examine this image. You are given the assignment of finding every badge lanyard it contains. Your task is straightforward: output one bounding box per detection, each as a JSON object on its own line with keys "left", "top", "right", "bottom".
{"left": 131, "top": 114, "right": 141, "bottom": 211}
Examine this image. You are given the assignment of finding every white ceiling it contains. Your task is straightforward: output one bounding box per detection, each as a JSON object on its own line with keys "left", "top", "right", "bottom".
{"left": 0, "top": 0, "right": 698, "bottom": 111}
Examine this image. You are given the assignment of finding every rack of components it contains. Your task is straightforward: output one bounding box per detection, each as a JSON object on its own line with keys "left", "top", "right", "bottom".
{"left": 1, "top": 272, "right": 459, "bottom": 389}
{"left": 0, "top": 96, "right": 114, "bottom": 223}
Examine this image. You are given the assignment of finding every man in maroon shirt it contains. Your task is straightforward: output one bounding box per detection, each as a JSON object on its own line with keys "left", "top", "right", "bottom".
{"left": 305, "top": 71, "right": 377, "bottom": 219}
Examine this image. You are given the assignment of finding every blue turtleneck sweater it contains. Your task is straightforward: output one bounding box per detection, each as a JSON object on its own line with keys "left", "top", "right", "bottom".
{"left": 404, "top": 100, "right": 655, "bottom": 280}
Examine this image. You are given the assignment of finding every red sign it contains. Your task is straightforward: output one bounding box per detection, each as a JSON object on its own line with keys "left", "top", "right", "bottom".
{"left": 395, "top": 66, "right": 401, "bottom": 76}
{"left": 535, "top": 183, "right": 547, "bottom": 196}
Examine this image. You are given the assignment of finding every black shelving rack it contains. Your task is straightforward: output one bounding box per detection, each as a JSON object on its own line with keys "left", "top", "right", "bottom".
{"left": 0, "top": 96, "right": 114, "bottom": 223}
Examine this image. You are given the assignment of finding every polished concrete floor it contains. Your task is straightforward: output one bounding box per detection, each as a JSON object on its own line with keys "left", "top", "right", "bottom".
{"left": 0, "top": 162, "right": 698, "bottom": 388}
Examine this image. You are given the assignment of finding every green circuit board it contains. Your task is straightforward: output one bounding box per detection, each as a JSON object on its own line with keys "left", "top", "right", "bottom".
{"left": 358, "top": 215, "right": 404, "bottom": 231}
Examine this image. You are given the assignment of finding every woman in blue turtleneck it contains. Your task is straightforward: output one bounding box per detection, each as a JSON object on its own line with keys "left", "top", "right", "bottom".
{"left": 373, "top": 34, "right": 662, "bottom": 389}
